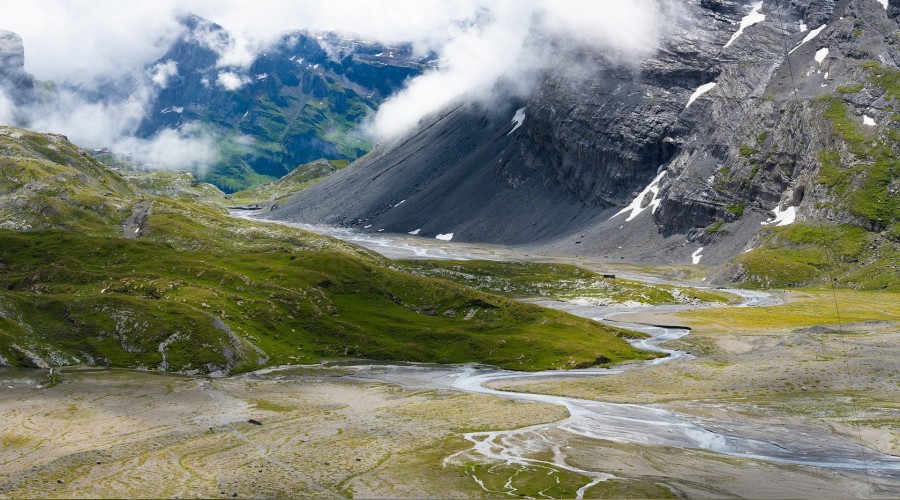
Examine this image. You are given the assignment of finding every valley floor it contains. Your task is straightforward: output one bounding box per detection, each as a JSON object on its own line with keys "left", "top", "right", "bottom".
{"left": 1, "top": 225, "right": 898, "bottom": 499}
{"left": 1, "top": 336, "right": 897, "bottom": 499}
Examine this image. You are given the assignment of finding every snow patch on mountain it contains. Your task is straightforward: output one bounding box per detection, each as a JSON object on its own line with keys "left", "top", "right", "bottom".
{"left": 686, "top": 82, "right": 716, "bottom": 108}
{"left": 691, "top": 247, "right": 704, "bottom": 265}
{"left": 790, "top": 24, "right": 826, "bottom": 54}
{"left": 761, "top": 206, "right": 797, "bottom": 226}
{"left": 508, "top": 107, "right": 525, "bottom": 135}
{"left": 724, "top": 2, "right": 765, "bottom": 48}
{"left": 611, "top": 171, "right": 666, "bottom": 222}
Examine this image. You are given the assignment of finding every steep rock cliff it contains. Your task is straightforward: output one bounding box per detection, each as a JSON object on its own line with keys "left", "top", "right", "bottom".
{"left": 270, "top": 0, "right": 899, "bottom": 283}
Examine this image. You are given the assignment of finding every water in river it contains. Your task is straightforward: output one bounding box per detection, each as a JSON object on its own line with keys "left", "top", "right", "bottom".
{"left": 241, "top": 213, "right": 900, "bottom": 494}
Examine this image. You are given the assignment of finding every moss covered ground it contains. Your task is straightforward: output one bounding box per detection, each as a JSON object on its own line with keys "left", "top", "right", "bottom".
{"left": 394, "top": 260, "right": 733, "bottom": 305}
{"left": 736, "top": 223, "right": 899, "bottom": 290}
{"left": 0, "top": 126, "right": 653, "bottom": 373}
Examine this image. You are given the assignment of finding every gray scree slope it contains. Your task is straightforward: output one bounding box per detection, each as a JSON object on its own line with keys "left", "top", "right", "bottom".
{"left": 268, "top": 0, "right": 900, "bottom": 266}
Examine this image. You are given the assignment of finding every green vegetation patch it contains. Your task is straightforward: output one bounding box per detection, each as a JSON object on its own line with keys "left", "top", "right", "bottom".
{"left": 817, "top": 94, "right": 899, "bottom": 233}
{"left": 863, "top": 60, "right": 900, "bottom": 100}
{"left": 739, "top": 144, "right": 757, "bottom": 157}
{"left": 705, "top": 220, "right": 727, "bottom": 234}
{"left": 121, "top": 169, "right": 226, "bottom": 207}
{"left": 228, "top": 158, "right": 343, "bottom": 206}
{"left": 393, "top": 260, "right": 733, "bottom": 305}
{"left": 836, "top": 83, "right": 865, "bottom": 94}
{"left": 0, "top": 229, "right": 654, "bottom": 372}
{"left": 736, "top": 224, "right": 898, "bottom": 290}
{"left": 726, "top": 202, "right": 746, "bottom": 217}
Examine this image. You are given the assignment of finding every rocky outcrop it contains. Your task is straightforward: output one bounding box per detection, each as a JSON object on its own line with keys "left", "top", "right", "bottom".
{"left": 889, "top": 0, "right": 900, "bottom": 19}
{"left": 0, "top": 29, "right": 34, "bottom": 105}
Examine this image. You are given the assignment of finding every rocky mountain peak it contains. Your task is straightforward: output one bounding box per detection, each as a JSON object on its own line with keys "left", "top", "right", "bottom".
{"left": 0, "top": 29, "right": 34, "bottom": 104}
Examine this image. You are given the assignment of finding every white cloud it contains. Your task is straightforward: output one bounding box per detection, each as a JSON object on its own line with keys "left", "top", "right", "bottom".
{"left": 0, "top": 0, "right": 491, "bottom": 82}
{"left": 114, "top": 125, "right": 217, "bottom": 172}
{"left": 369, "top": 0, "right": 671, "bottom": 138}
{"left": 0, "top": 0, "right": 676, "bottom": 166}
{"left": 216, "top": 71, "right": 249, "bottom": 91}
{"left": 25, "top": 87, "right": 149, "bottom": 147}
{"left": 10, "top": 78, "right": 216, "bottom": 173}
{"left": 0, "top": 91, "right": 15, "bottom": 124}
{"left": 150, "top": 60, "right": 178, "bottom": 88}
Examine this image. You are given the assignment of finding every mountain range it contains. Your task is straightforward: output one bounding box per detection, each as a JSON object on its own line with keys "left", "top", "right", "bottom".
{"left": 0, "top": 15, "right": 430, "bottom": 191}
{"left": 1, "top": 0, "right": 898, "bottom": 291}
{"left": 266, "top": 0, "right": 899, "bottom": 288}
{"left": 136, "top": 15, "right": 431, "bottom": 190}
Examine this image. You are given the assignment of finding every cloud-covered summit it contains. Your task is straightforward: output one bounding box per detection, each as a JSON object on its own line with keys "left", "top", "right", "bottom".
{"left": 0, "top": 1, "right": 673, "bottom": 172}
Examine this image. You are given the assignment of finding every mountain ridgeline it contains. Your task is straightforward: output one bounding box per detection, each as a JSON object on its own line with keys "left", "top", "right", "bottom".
{"left": 268, "top": 0, "right": 899, "bottom": 290}
{"left": 136, "top": 15, "right": 432, "bottom": 191}
{"left": 0, "top": 1, "right": 897, "bottom": 293}
{"left": 0, "top": 16, "right": 430, "bottom": 192}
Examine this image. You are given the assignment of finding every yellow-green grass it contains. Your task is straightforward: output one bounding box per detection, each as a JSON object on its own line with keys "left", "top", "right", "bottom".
{"left": 677, "top": 289, "right": 900, "bottom": 334}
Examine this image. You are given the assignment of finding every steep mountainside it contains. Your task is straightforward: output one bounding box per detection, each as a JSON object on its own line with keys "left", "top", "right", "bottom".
{"left": 0, "top": 126, "right": 651, "bottom": 372}
{"left": 268, "top": 0, "right": 899, "bottom": 289}
{"left": 137, "top": 16, "right": 430, "bottom": 191}
{"left": 0, "top": 30, "right": 34, "bottom": 108}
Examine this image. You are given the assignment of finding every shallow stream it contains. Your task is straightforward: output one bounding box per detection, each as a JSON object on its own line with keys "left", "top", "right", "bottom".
{"left": 243, "top": 214, "right": 900, "bottom": 493}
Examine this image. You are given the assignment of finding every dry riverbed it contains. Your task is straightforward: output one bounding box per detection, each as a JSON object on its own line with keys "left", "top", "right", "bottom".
{"left": 0, "top": 367, "right": 574, "bottom": 498}
{"left": 488, "top": 306, "right": 900, "bottom": 497}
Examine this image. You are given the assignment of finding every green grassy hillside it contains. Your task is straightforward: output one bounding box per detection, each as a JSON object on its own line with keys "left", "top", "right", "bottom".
{"left": 0, "top": 127, "right": 137, "bottom": 236}
{"left": 228, "top": 158, "right": 348, "bottom": 207}
{"left": 0, "top": 126, "right": 653, "bottom": 373}
{"left": 395, "top": 260, "right": 734, "bottom": 305}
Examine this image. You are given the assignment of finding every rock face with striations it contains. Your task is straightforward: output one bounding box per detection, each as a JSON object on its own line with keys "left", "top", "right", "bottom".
{"left": 269, "top": 0, "right": 899, "bottom": 272}
{"left": 0, "top": 29, "right": 34, "bottom": 105}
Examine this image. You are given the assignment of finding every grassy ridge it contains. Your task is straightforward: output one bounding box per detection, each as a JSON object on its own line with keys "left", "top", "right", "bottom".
{"left": 0, "top": 229, "right": 653, "bottom": 372}
{"left": 735, "top": 223, "right": 899, "bottom": 290}
{"left": 0, "top": 128, "right": 137, "bottom": 235}
{"left": 228, "top": 158, "right": 347, "bottom": 207}
{"left": 0, "top": 125, "right": 654, "bottom": 372}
